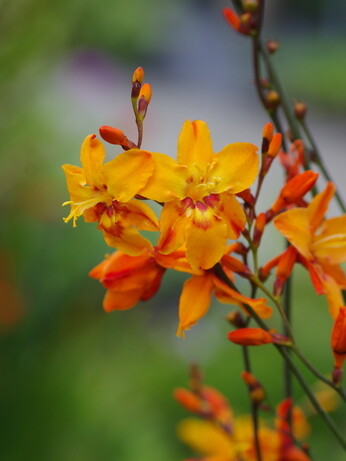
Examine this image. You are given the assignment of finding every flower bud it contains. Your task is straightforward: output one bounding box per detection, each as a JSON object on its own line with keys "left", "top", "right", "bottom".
{"left": 266, "top": 40, "right": 280, "bottom": 54}
{"left": 222, "top": 8, "right": 241, "bottom": 32}
{"left": 331, "top": 306, "right": 346, "bottom": 383}
{"left": 266, "top": 90, "right": 280, "bottom": 109}
{"left": 242, "top": 0, "right": 258, "bottom": 13}
{"left": 99, "top": 126, "right": 137, "bottom": 150}
{"left": 267, "top": 133, "right": 282, "bottom": 157}
{"left": 227, "top": 311, "right": 246, "bottom": 328}
{"left": 253, "top": 212, "right": 266, "bottom": 247}
{"left": 137, "top": 83, "right": 152, "bottom": 119}
{"left": 131, "top": 67, "right": 144, "bottom": 99}
{"left": 228, "top": 328, "right": 273, "bottom": 346}
{"left": 242, "top": 371, "right": 265, "bottom": 404}
{"left": 173, "top": 388, "right": 201, "bottom": 413}
{"left": 262, "top": 122, "right": 274, "bottom": 153}
{"left": 294, "top": 101, "right": 307, "bottom": 120}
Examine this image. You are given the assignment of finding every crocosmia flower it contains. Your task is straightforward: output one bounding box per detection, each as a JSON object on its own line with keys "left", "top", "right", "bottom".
{"left": 62, "top": 134, "right": 158, "bottom": 255}
{"left": 141, "top": 120, "right": 259, "bottom": 270}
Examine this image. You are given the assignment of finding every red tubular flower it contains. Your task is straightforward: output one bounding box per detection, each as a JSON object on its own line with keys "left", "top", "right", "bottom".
{"left": 228, "top": 328, "right": 273, "bottom": 346}
{"left": 331, "top": 306, "right": 346, "bottom": 383}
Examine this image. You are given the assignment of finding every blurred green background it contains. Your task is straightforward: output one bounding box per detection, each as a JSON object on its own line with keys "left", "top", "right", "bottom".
{"left": 1, "top": 0, "right": 345, "bottom": 460}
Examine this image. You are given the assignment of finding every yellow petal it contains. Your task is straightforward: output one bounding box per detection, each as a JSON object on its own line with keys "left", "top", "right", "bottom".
{"left": 312, "top": 215, "right": 346, "bottom": 265}
{"left": 157, "top": 202, "right": 189, "bottom": 255}
{"left": 323, "top": 275, "right": 344, "bottom": 319}
{"left": 102, "top": 226, "right": 153, "bottom": 255}
{"left": 177, "top": 274, "right": 214, "bottom": 336}
{"left": 80, "top": 134, "right": 106, "bottom": 188}
{"left": 186, "top": 216, "right": 228, "bottom": 271}
{"left": 177, "top": 418, "right": 234, "bottom": 457}
{"left": 211, "top": 143, "right": 259, "bottom": 194}
{"left": 177, "top": 120, "right": 214, "bottom": 168}
{"left": 140, "top": 152, "right": 188, "bottom": 202}
{"left": 218, "top": 193, "right": 247, "bottom": 239}
{"left": 273, "top": 208, "right": 313, "bottom": 260}
{"left": 307, "top": 182, "right": 335, "bottom": 233}
{"left": 104, "top": 149, "right": 154, "bottom": 202}
{"left": 118, "top": 199, "right": 159, "bottom": 231}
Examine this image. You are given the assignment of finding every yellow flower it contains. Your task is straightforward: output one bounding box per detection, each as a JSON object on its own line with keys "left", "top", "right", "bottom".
{"left": 274, "top": 182, "right": 346, "bottom": 318}
{"left": 62, "top": 134, "right": 159, "bottom": 255}
{"left": 141, "top": 120, "right": 259, "bottom": 270}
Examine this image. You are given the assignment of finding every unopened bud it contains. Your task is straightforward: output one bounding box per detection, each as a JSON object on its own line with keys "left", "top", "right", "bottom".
{"left": 137, "top": 83, "right": 152, "bottom": 119}
{"left": 131, "top": 67, "right": 144, "bottom": 99}
{"left": 262, "top": 122, "right": 274, "bottom": 144}
{"left": 173, "top": 388, "right": 201, "bottom": 413}
{"left": 99, "top": 126, "right": 137, "bottom": 150}
{"left": 222, "top": 8, "right": 241, "bottom": 32}
{"left": 266, "top": 40, "right": 279, "bottom": 54}
{"left": 253, "top": 213, "right": 266, "bottom": 247}
{"left": 266, "top": 90, "right": 280, "bottom": 109}
{"left": 227, "top": 311, "right": 246, "bottom": 328}
{"left": 228, "top": 328, "right": 273, "bottom": 346}
{"left": 294, "top": 101, "right": 307, "bottom": 120}
{"left": 242, "top": 371, "right": 265, "bottom": 404}
{"left": 267, "top": 133, "right": 282, "bottom": 157}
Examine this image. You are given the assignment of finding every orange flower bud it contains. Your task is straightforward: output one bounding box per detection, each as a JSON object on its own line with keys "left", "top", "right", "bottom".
{"left": 331, "top": 306, "right": 346, "bottom": 381}
{"left": 227, "top": 311, "right": 246, "bottom": 328}
{"left": 267, "top": 133, "right": 282, "bottom": 157}
{"left": 274, "top": 246, "right": 297, "bottom": 296}
{"left": 132, "top": 66, "right": 144, "bottom": 84}
{"left": 262, "top": 122, "right": 274, "bottom": 152}
{"left": 253, "top": 212, "right": 266, "bottom": 247}
{"left": 222, "top": 8, "right": 241, "bottom": 32}
{"left": 173, "top": 388, "right": 202, "bottom": 413}
{"left": 99, "top": 126, "right": 126, "bottom": 145}
{"left": 228, "top": 328, "right": 273, "bottom": 346}
{"left": 137, "top": 83, "right": 152, "bottom": 119}
{"left": 241, "top": 371, "right": 265, "bottom": 404}
{"left": 270, "top": 170, "right": 319, "bottom": 214}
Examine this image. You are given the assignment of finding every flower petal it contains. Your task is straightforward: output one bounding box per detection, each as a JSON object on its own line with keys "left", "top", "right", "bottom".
{"left": 102, "top": 225, "right": 153, "bottom": 255}
{"left": 118, "top": 199, "right": 159, "bottom": 231}
{"left": 186, "top": 217, "right": 228, "bottom": 271}
{"left": 104, "top": 149, "right": 154, "bottom": 202}
{"left": 307, "top": 182, "right": 335, "bottom": 233}
{"left": 177, "top": 418, "right": 234, "bottom": 457}
{"left": 177, "top": 120, "right": 214, "bottom": 168}
{"left": 80, "top": 134, "right": 106, "bottom": 188}
{"left": 158, "top": 202, "right": 189, "bottom": 255}
{"left": 103, "top": 289, "right": 143, "bottom": 312}
{"left": 218, "top": 193, "right": 247, "bottom": 239}
{"left": 140, "top": 152, "right": 188, "bottom": 202}
{"left": 274, "top": 208, "right": 313, "bottom": 260}
{"left": 312, "top": 215, "right": 346, "bottom": 265}
{"left": 177, "top": 274, "right": 214, "bottom": 336}
{"left": 211, "top": 143, "right": 259, "bottom": 194}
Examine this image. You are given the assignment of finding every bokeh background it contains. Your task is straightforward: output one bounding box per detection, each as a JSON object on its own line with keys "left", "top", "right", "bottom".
{"left": 1, "top": 0, "right": 345, "bottom": 460}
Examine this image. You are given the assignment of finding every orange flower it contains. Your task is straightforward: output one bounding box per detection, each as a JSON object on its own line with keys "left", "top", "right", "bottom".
{"left": 141, "top": 120, "right": 259, "bottom": 270}
{"left": 274, "top": 182, "right": 346, "bottom": 318}
{"left": 89, "top": 250, "right": 165, "bottom": 311}
{"left": 62, "top": 134, "right": 158, "bottom": 255}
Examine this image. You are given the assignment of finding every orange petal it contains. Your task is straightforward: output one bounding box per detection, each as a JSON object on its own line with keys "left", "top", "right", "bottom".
{"left": 177, "top": 274, "right": 214, "bottom": 336}
{"left": 307, "top": 182, "right": 335, "bottom": 233}
{"left": 177, "top": 120, "right": 214, "bottom": 168}
{"left": 185, "top": 216, "right": 228, "bottom": 271}
{"left": 102, "top": 225, "right": 153, "bottom": 255}
{"left": 323, "top": 275, "right": 344, "bottom": 319}
{"left": 274, "top": 208, "right": 313, "bottom": 260}
{"left": 211, "top": 143, "right": 259, "bottom": 194}
{"left": 140, "top": 152, "right": 188, "bottom": 202}
{"left": 312, "top": 215, "right": 346, "bottom": 265}
{"left": 80, "top": 134, "right": 106, "bottom": 188}
{"left": 177, "top": 418, "right": 234, "bottom": 457}
{"left": 103, "top": 289, "right": 143, "bottom": 312}
{"left": 104, "top": 149, "right": 153, "bottom": 202}
{"left": 158, "top": 201, "right": 189, "bottom": 255}
{"left": 118, "top": 199, "right": 159, "bottom": 231}
{"left": 218, "top": 193, "right": 247, "bottom": 239}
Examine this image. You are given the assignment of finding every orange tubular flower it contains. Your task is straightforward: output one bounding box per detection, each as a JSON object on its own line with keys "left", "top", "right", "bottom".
{"left": 62, "top": 134, "right": 158, "bottom": 255}
{"left": 89, "top": 250, "right": 165, "bottom": 312}
{"left": 274, "top": 182, "right": 346, "bottom": 318}
{"left": 141, "top": 120, "right": 259, "bottom": 270}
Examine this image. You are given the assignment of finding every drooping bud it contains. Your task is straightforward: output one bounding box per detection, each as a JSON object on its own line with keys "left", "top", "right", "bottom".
{"left": 266, "top": 39, "right": 280, "bottom": 54}
{"left": 137, "top": 83, "right": 152, "bottom": 119}
{"left": 131, "top": 67, "right": 144, "bottom": 99}
{"left": 99, "top": 126, "right": 137, "bottom": 150}
{"left": 331, "top": 306, "right": 346, "bottom": 384}
{"left": 228, "top": 328, "right": 273, "bottom": 346}
{"left": 242, "top": 371, "right": 265, "bottom": 404}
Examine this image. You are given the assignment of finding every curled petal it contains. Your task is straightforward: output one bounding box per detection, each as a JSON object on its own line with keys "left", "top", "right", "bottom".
{"left": 177, "top": 274, "right": 214, "bottom": 336}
